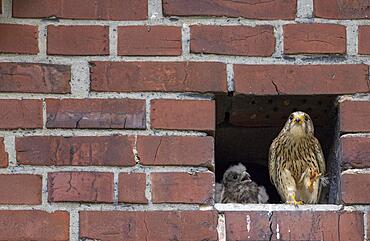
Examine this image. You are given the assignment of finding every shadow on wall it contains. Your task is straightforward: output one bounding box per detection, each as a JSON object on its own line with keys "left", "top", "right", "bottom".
{"left": 215, "top": 94, "right": 340, "bottom": 204}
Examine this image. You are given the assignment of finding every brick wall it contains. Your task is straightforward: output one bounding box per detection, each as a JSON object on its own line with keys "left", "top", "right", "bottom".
{"left": 0, "top": 0, "right": 369, "bottom": 240}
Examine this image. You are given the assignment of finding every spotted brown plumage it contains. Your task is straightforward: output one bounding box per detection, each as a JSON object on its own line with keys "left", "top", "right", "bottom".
{"left": 268, "top": 111, "right": 326, "bottom": 204}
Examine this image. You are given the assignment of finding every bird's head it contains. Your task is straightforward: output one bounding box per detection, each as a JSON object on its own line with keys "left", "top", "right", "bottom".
{"left": 222, "top": 163, "right": 252, "bottom": 186}
{"left": 284, "top": 111, "right": 314, "bottom": 137}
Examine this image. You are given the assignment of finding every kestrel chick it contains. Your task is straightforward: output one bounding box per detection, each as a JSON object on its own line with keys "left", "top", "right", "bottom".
{"left": 268, "top": 111, "right": 326, "bottom": 205}
{"left": 221, "top": 163, "right": 269, "bottom": 204}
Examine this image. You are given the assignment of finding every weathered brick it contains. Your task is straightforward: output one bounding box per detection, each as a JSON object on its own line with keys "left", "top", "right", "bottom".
{"left": 47, "top": 25, "right": 109, "bottom": 56}
{"left": 48, "top": 172, "right": 114, "bottom": 203}
{"left": 0, "top": 174, "right": 42, "bottom": 204}
{"left": 0, "top": 99, "right": 43, "bottom": 129}
{"left": 234, "top": 64, "right": 369, "bottom": 95}
{"left": 118, "top": 173, "right": 147, "bottom": 203}
{"left": 0, "top": 210, "right": 69, "bottom": 241}
{"left": 13, "top": 0, "right": 147, "bottom": 20}
{"left": 359, "top": 26, "right": 370, "bottom": 55}
{"left": 190, "top": 25, "right": 275, "bottom": 56}
{"left": 90, "top": 61, "right": 227, "bottom": 93}
{"left": 80, "top": 211, "right": 218, "bottom": 241}
{"left": 16, "top": 136, "right": 136, "bottom": 166}
{"left": 137, "top": 136, "right": 214, "bottom": 167}
{"left": 151, "top": 99, "right": 215, "bottom": 131}
{"left": 0, "top": 63, "right": 71, "bottom": 93}
{"left": 151, "top": 172, "right": 214, "bottom": 204}
{"left": 46, "top": 98, "right": 146, "bottom": 129}
{"left": 118, "top": 26, "right": 182, "bottom": 56}
{"left": 341, "top": 136, "right": 370, "bottom": 169}
{"left": 163, "top": 0, "right": 296, "bottom": 20}
{"left": 341, "top": 172, "right": 370, "bottom": 204}
{"left": 314, "top": 0, "right": 370, "bottom": 19}
{"left": 0, "top": 24, "right": 38, "bottom": 54}
{"left": 225, "top": 211, "right": 364, "bottom": 241}
{"left": 0, "top": 138, "right": 8, "bottom": 168}
{"left": 284, "top": 24, "right": 346, "bottom": 54}
{"left": 340, "top": 100, "right": 370, "bottom": 133}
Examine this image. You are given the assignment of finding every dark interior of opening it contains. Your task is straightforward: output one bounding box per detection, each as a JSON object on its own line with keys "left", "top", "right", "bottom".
{"left": 215, "top": 94, "right": 340, "bottom": 204}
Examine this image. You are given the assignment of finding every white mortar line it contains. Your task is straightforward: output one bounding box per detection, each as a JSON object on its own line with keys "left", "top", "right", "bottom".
{"left": 70, "top": 61, "right": 90, "bottom": 97}
{"left": 69, "top": 209, "right": 79, "bottom": 241}
{"left": 347, "top": 24, "right": 358, "bottom": 56}
{"left": 226, "top": 64, "right": 234, "bottom": 92}
{"left": 1, "top": 0, "right": 11, "bottom": 18}
{"left": 37, "top": 21, "right": 47, "bottom": 59}
{"left": 296, "top": 0, "right": 314, "bottom": 19}
{"left": 41, "top": 171, "right": 48, "bottom": 205}
{"left": 0, "top": 129, "right": 209, "bottom": 137}
{"left": 42, "top": 99, "right": 47, "bottom": 129}
{"left": 272, "top": 23, "right": 284, "bottom": 58}
{"left": 182, "top": 23, "right": 190, "bottom": 60}
{"left": 364, "top": 212, "right": 368, "bottom": 241}
{"left": 145, "top": 172, "right": 152, "bottom": 205}
{"left": 3, "top": 135, "right": 15, "bottom": 167}
{"left": 113, "top": 170, "right": 119, "bottom": 205}
{"left": 215, "top": 203, "right": 344, "bottom": 211}
{"left": 148, "top": 0, "right": 163, "bottom": 20}
{"left": 145, "top": 99, "right": 152, "bottom": 130}
{"left": 109, "top": 24, "right": 118, "bottom": 56}
{"left": 217, "top": 214, "right": 226, "bottom": 241}
{"left": 0, "top": 166, "right": 210, "bottom": 174}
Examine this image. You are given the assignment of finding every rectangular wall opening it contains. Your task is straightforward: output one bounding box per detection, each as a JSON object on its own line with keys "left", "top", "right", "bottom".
{"left": 215, "top": 94, "right": 340, "bottom": 204}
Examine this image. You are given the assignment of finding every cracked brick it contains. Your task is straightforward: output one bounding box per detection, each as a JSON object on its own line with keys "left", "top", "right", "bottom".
{"left": 190, "top": 25, "right": 275, "bottom": 56}
{"left": 48, "top": 172, "right": 114, "bottom": 203}
{"left": 90, "top": 61, "right": 227, "bottom": 93}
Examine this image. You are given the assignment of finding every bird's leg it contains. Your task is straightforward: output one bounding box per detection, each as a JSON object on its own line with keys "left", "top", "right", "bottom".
{"left": 282, "top": 169, "right": 303, "bottom": 206}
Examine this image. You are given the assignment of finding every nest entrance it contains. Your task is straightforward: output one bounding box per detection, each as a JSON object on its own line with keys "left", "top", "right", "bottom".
{"left": 215, "top": 94, "right": 339, "bottom": 204}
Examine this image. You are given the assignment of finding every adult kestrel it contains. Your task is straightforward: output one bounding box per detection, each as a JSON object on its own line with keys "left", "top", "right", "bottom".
{"left": 268, "top": 111, "right": 326, "bottom": 205}
{"left": 220, "top": 163, "right": 269, "bottom": 204}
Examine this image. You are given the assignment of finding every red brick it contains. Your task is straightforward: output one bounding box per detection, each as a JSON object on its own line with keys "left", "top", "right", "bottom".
{"left": 341, "top": 136, "right": 370, "bottom": 169}
{"left": 90, "top": 61, "right": 227, "bottom": 93}
{"left": 359, "top": 26, "right": 370, "bottom": 55}
{"left": 118, "top": 173, "right": 147, "bottom": 203}
{"left": 340, "top": 100, "right": 370, "bottom": 133}
{"left": 191, "top": 25, "right": 275, "bottom": 56}
{"left": 13, "top": 0, "right": 147, "bottom": 20}
{"left": 163, "top": 0, "right": 296, "bottom": 20}
{"left": 234, "top": 64, "right": 369, "bottom": 95}
{"left": 47, "top": 25, "right": 108, "bottom": 56}
{"left": 46, "top": 98, "right": 146, "bottom": 129}
{"left": 0, "top": 99, "right": 43, "bottom": 129}
{"left": 0, "top": 24, "right": 38, "bottom": 54}
{"left": 151, "top": 99, "right": 215, "bottom": 131}
{"left": 341, "top": 172, "right": 370, "bottom": 204}
{"left": 48, "top": 172, "right": 114, "bottom": 203}
{"left": 0, "top": 63, "right": 70, "bottom": 93}
{"left": 118, "top": 26, "right": 182, "bottom": 56}
{"left": 0, "top": 174, "right": 41, "bottom": 205}
{"left": 0, "top": 138, "right": 8, "bottom": 168}
{"left": 0, "top": 210, "right": 69, "bottom": 240}
{"left": 314, "top": 0, "right": 370, "bottom": 19}
{"left": 137, "top": 136, "right": 214, "bottom": 167}
{"left": 80, "top": 211, "right": 218, "bottom": 241}
{"left": 284, "top": 24, "right": 346, "bottom": 54}
{"left": 225, "top": 211, "right": 364, "bottom": 241}
{"left": 16, "top": 136, "right": 136, "bottom": 166}
{"left": 151, "top": 172, "right": 214, "bottom": 204}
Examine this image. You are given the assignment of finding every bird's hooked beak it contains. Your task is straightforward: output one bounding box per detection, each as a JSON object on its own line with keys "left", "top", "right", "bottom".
{"left": 240, "top": 172, "right": 251, "bottom": 182}
{"left": 293, "top": 114, "right": 304, "bottom": 125}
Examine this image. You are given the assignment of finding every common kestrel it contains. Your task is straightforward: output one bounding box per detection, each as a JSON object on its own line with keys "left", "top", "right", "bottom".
{"left": 221, "top": 163, "right": 269, "bottom": 204}
{"left": 268, "top": 111, "right": 326, "bottom": 205}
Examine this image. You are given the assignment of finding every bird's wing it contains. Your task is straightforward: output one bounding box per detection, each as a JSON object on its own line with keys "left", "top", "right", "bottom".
{"left": 268, "top": 137, "right": 278, "bottom": 185}
{"left": 313, "top": 137, "right": 326, "bottom": 175}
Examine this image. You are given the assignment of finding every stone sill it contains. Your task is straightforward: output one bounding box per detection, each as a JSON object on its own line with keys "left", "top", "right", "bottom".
{"left": 214, "top": 203, "right": 343, "bottom": 212}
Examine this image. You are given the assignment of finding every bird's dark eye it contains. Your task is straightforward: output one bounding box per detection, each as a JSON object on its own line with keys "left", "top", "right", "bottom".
{"left": 289, "top": 115, "right": 294, "bottom": 121}
{"left": 233, "top": 174, "right": 238, "bottom": 180}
